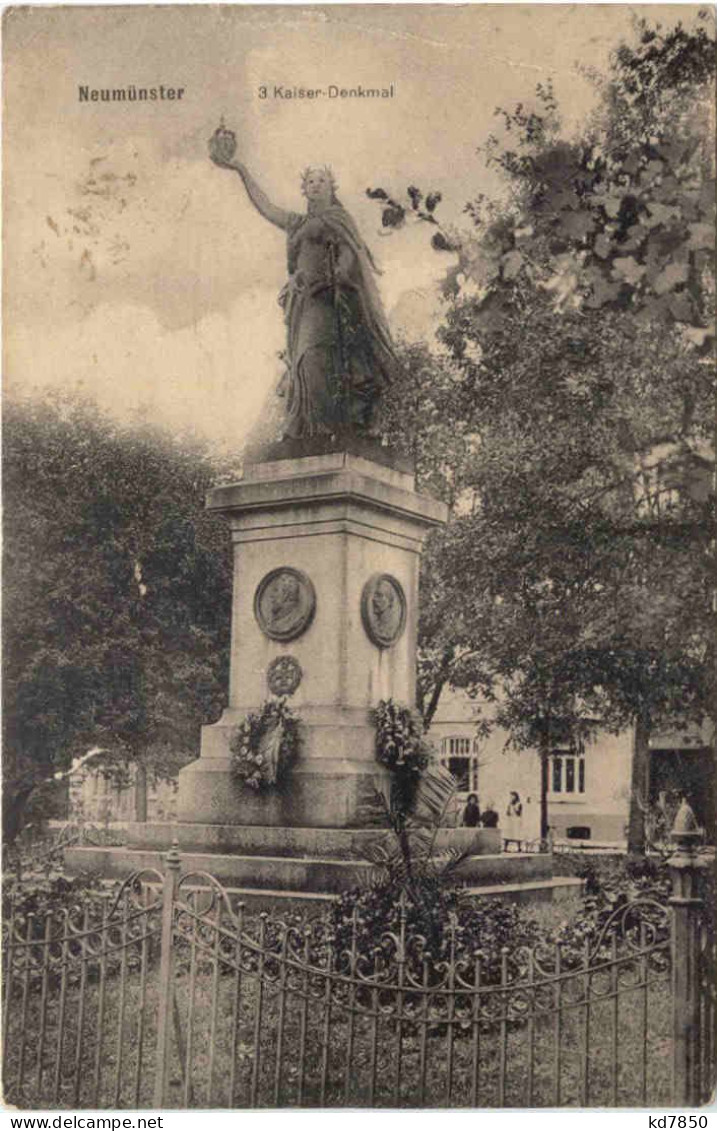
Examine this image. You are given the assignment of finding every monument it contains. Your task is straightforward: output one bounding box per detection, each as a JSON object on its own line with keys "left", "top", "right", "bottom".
{"left": 66, "top": 125, "right": 557, "bottom": 904}
{"left": 166, "top": 125, "right": 452, "bottom": 858}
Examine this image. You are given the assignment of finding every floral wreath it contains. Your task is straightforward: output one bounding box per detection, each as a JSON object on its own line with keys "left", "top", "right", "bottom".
{"left": 230, "top": 698, "right": 301, "bottom": 791}
{"left": 371, "top": 698, "right": 431, "bottom": 776}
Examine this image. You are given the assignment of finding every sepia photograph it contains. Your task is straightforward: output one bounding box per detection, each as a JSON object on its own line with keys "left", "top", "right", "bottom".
{"left": 2, "top": 3, "right": 715, "bottom": 1113}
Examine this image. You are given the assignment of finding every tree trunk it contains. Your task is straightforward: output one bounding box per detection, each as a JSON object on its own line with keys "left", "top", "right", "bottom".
{"left": 539, "top": 740, "right": 550, "bottom": 845}
{"left": 422, "top": 676, "right": 447, "bottom": 729}
{"left": 134, "top": 762, "right": 148, "bottom": 823}
{"left": 2, "top": 784, "right": 35, "bottom": 847}
{"left": 627, "top": 711, "right": 651, "bottom": 855}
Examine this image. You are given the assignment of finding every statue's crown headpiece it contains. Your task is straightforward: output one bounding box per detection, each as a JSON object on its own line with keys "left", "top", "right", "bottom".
{"left": 301, "top": 165, "right": 337, "bottom": 196}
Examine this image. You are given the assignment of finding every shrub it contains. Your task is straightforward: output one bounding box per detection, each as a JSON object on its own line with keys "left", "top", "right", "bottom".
{"left": 328, "top": 879, "right": 541, "bottom": 984}
{"left": 3, "top": 868, "right": 118, "bottom": 921}
{"left": 547, "top": 852, "right": 681, "bottom": 965}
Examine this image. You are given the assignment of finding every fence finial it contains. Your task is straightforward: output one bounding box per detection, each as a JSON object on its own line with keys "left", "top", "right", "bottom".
{"left": 155, "top": 839, "right": 181, "bottom": 1107}
{"left": 165, "top": 840, "right": 181, "bottom": 870}
{"left": 671, "top": 798, "right": 701, "bottom": 840}
{"left": 668, "top": 797, "right": 706, "bottom": 1105}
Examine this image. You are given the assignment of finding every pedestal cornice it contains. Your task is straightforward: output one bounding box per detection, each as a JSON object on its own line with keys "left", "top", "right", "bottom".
{"left": 207, "top": 451, "right": 448, "bottom": 533}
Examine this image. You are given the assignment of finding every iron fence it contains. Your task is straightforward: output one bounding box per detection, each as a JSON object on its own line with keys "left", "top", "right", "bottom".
{"left": 2, "top": 873, "right": 162, "bottom": 1108}
{"left": 160, "top": 872, "right": 674, "bottom": 1109}
{"left": 2, "top": 808, "right": 714, "bottom": 1109}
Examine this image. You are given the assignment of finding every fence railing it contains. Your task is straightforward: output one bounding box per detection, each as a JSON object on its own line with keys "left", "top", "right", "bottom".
{"left": 2, "top": 873, "right": 163, "bottom": 1108}
{"left": 158, "top": 868, "right": 674, "bottom": 1109}
{"left": 2, "top": 802, "right": 714, "bottom": 1109}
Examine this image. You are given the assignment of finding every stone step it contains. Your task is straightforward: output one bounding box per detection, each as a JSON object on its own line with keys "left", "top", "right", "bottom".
{"left": 65, "top": 846, "right": 367, "bottom": 894}
{"left": 464, "top": 876, "right": 584, "bottom": 905}
{"left": 126, "top": 820, "right": 502, "bottom": 858}
{"left": 135, "top": 876, "right": 584, "bottom": 914}
{"left": 64, "top": 845, "right": 553, "bottom": 895}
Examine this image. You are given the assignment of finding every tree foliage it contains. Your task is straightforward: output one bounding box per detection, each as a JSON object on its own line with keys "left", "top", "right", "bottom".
{"left": 3, "top": 394, "right": 233, "bottom": 842}
{"left": 376, "top": 15, "right": 715, "bottom": 848}
{"left": 409, "top": 18, "right": 715, "bottom": 339}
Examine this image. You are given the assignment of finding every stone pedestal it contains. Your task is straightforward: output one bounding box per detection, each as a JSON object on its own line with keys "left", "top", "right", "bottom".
{"left": 67, "top": 445, "right": 570, "bottom": 908}
{"left": 176, "top": 450, "right": 448, "bottom": 828}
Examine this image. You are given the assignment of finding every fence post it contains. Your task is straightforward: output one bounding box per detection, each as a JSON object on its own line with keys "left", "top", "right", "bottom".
{"left": 153, "top": 843, "right": 181, "bottom": 1109}
{"left": 669, "top": 799, "right": 704, "bottom": 1107}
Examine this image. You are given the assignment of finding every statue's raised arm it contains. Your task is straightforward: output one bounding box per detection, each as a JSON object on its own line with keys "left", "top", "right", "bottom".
{"left": 209, "top": 127, "right": 293, "bottom": 231}
{"left": 209, "top": 123, "right": 401, "bottom": 444}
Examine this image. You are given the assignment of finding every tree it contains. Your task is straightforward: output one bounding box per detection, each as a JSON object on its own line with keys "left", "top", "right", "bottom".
{"left": 3, "top": 394, "right": 234, "bottom": 844}
{"left": 376, "top": 14, "right": 715, "bottom": 849}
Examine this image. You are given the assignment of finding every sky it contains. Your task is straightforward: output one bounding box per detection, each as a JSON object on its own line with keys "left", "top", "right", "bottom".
{"left": 3, "top": 4, "right": 703, "bottom": 451}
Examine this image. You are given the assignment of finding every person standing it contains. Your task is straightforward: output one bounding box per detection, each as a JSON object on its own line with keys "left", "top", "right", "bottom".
{"left": 504, "top": 790, "right": 523, "bottom": 849}
{"left": 462, "top": 793, "right": 481, "bottom": 828}
{"left": 480, "top": 801, "right": 499, "bottom": 829}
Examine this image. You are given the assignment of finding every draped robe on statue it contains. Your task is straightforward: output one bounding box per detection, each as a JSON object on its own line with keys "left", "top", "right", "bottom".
{"left": 277, "top": 204, "right": 399, "bottom": 438}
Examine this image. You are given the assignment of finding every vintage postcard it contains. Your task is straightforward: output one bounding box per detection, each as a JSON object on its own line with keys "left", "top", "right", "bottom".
{"left": 3, "top": 3, "right": 715, "bottom": 1115}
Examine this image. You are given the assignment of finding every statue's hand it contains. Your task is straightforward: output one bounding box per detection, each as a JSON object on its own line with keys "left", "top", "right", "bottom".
{"left": 208, "top": 135, "right": 241, "bottom": 171}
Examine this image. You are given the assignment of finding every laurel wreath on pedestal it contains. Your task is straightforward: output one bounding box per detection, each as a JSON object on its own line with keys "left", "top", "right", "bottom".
{"left": 229, "top": 698, "right": 301, "bottom": 790}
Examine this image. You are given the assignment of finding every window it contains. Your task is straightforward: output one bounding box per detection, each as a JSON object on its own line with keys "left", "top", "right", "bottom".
{"left": 550, "top": 751, "right": 585, "bottom": 795}
{"left": 565, "top": 758, "right": 575, "bottom": 793}
{"left": 447, "top": 756, "right": 470, "bottom": 792}
{"left": 443, "top": 737, "right": 472, "bottom": 758}
{"left": 552, "top": 756, "right": 562, "bottom": 793}
{"left": 440, "top": 736, "right": 479, "bottom": 794}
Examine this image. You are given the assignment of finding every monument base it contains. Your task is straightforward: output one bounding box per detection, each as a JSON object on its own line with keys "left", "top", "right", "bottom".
{"left": 250, "top": 432, "right": 414, "bottom": 474}
{"left": 64, "top": 825, "right": 581, "bottom": 909}
{"left": 176, "top": 450, "right": 448, "bottom": 830}
{"left": 126, "top": 820, "right": 503, "bottom": 857}
{"left": 178, "top": 705, "right": 390, "bottom": 827}
{"left": 64, "top": 449, "right": 583, "bottom": 907}
{"left": 177, "top": 753, "right": 390, "bottom": 828}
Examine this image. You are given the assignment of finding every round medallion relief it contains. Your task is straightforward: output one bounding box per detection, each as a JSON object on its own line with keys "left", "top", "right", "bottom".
{"left": 267, "top": 655, "right": 303, "bottom": 697}
{"left": 254, "top": 567, "right": 316, "bottom": 643}
{"left": 361, "top": 573, "right": 407, "bottom": 649}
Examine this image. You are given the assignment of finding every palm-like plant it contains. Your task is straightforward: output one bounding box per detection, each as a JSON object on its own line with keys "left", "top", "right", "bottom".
{"left": 366, "top": 758, "right": 477, "bottom": 949}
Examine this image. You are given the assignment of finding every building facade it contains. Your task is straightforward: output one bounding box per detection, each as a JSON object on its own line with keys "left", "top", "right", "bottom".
{"left": 430, "top": 689, "right": 713, "bottom": 844}
{"left": 68, "top": 765, "right": 178, "bottom": 827}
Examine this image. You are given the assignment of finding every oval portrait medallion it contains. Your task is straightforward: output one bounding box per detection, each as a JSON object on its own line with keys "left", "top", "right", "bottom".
{"left": 254, "top": 567, "right": 316, "bottom": 643}
{"left": 267, "top": 655, "right": 303, "bottom": 697}
{"left": 361, "top": 573, "right": 407, "bottom": 649}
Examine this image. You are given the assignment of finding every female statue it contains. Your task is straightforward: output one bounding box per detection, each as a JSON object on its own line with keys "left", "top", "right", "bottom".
{"left": 209, "top": 137, "right": 399, "bottom": 440}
